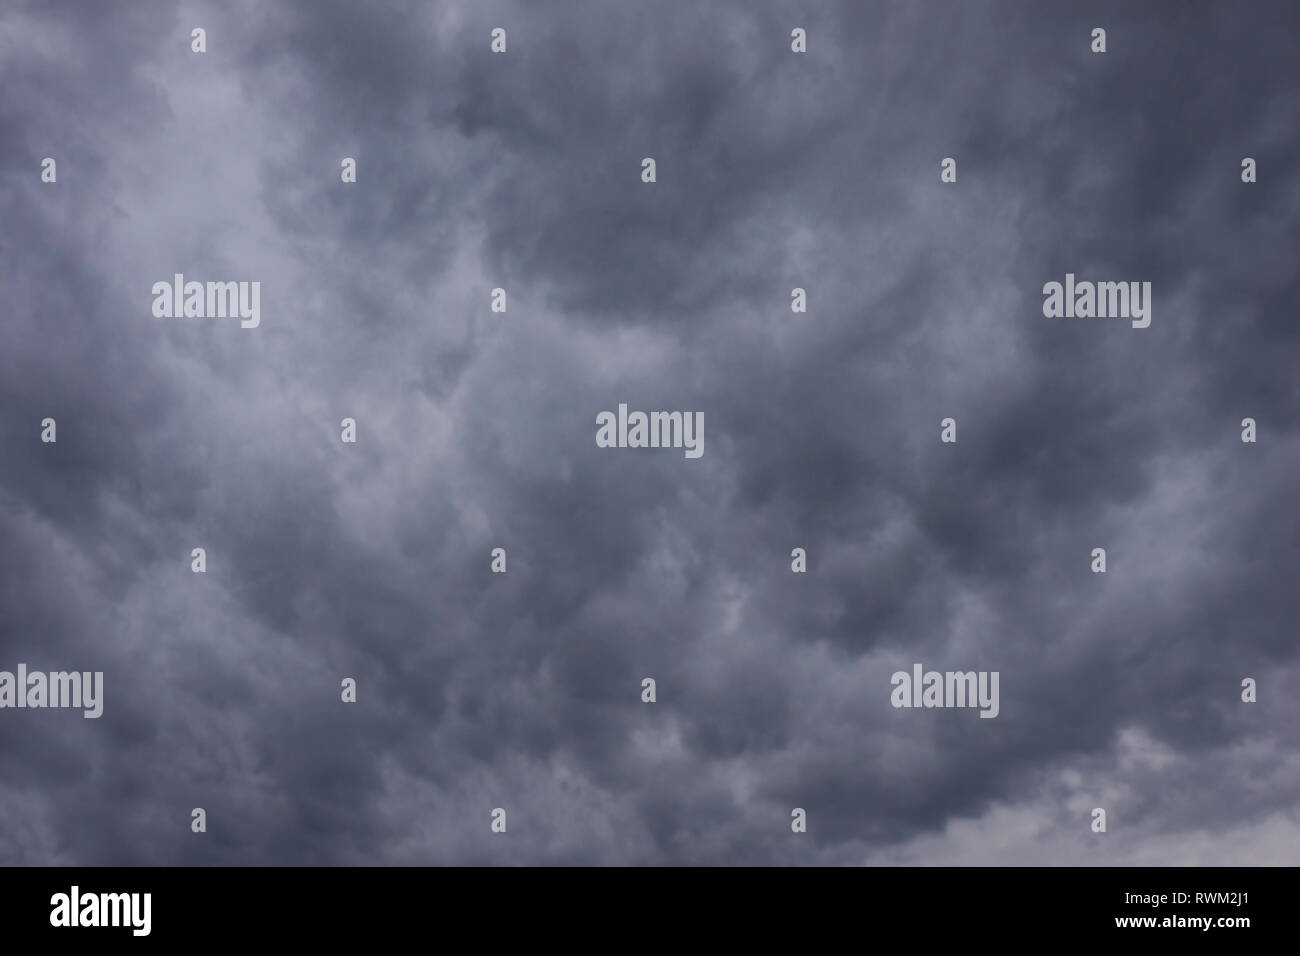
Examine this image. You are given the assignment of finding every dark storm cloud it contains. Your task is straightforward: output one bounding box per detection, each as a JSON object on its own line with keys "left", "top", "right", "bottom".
{"left": 0, "top": 0, "right": 1297, "bottom": 866}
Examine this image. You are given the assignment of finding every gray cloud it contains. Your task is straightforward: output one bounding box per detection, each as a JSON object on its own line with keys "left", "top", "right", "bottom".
{"left": 0, "top": 0, "right": 1297, "bottom": 865}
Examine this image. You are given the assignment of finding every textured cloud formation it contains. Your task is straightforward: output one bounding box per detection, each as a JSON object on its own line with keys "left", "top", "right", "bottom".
{"left": 1, "top": 0, "right": 1298, "bottom": 865}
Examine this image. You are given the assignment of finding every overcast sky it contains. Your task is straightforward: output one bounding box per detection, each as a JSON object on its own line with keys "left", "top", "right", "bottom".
{"left": 1, "top": 0, "right": 1298, "bottom": 865}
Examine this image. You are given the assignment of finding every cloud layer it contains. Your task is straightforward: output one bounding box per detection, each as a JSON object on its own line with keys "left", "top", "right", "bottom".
{"left": 1, "top": 0, "right": 1298, "bottom": 865}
